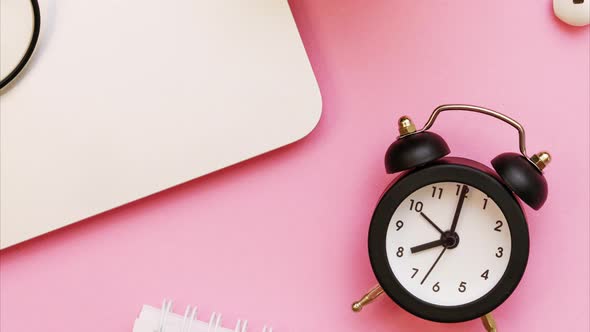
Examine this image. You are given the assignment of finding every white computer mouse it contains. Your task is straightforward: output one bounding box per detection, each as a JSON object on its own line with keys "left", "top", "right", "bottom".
{"left": 553, "top": 0, "right": 589, "bottom": 26}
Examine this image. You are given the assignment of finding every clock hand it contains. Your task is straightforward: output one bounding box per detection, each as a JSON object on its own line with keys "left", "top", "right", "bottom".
{"left": 450, "top": 185, "right": 469, "bottom": 233}
{"left": 420, "top": 212, "right": 444, "bottom": 234}
{"left": 420, "top": 247, "right": 447, "bottom": 285}
{"left": 411, "top": 239, "right": 445, "bottom": 253}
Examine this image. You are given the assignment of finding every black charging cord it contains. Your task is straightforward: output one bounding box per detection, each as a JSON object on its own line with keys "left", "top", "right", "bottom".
{"left": 0, "top": 0, "right": 41, "bottom": 90}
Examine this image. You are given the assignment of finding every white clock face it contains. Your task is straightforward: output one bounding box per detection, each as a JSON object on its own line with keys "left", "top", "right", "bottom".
{"left": 385, "top": 181, "right": 512, "bottom": 306}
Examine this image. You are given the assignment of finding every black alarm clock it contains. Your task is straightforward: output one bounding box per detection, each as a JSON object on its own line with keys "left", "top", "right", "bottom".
{"left": 352, "top": 104, "right": 551, "bottom": 332}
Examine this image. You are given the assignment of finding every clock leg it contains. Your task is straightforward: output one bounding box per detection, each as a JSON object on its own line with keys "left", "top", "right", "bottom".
{"left": 352, "top": 284, "right": 384, "bottom": 312}
{"left": 481, "top": 312, "right": 497, "bottom": 332}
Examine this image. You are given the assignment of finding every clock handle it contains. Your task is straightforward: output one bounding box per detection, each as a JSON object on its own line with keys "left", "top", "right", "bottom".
{"left": 481, "top": 312, "right": 498, "bottom": 332}
{"left": 414, "top": 104, "right": 544, "bottom": 172}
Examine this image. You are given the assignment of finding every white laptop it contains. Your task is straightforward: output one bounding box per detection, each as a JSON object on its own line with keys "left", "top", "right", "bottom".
{"left": 0, "top": 0, "right": 321, "bottom": 249}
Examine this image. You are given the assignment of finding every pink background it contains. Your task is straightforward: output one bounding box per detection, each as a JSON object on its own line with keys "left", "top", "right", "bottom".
{"left": 1, "top": 1, "right": 589, "bottom": 331}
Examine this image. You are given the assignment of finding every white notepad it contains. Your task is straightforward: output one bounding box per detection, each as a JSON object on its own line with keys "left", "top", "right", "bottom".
{"left": 133, "top": 300, "right": 273, "bottom": 332}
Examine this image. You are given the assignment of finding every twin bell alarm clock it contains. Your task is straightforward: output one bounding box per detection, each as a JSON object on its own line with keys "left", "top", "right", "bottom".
{"left": 352, "top": 104, "right": 551, "bottom": 332}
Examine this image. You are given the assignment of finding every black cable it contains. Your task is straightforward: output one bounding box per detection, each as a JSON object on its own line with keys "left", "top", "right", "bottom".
{"left": 0, "top": 0, "right": 41, "bottom": 90}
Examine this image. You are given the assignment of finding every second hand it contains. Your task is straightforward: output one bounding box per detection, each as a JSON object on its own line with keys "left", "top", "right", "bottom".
{"left": 420, "top": 246, "right": 447, "bottom": 285}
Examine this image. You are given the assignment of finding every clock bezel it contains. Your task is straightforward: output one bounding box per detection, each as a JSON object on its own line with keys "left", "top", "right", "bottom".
{"left": 368, "top": 157, "right": 529, "bottom": 323}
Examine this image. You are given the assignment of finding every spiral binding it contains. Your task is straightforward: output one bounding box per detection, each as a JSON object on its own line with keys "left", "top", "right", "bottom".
{"left": 158, "top": 299, "right": 273, "bottom": 332}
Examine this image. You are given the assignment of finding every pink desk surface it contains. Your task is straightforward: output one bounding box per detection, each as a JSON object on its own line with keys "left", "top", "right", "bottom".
{"left": 1, "top": 1, "right": 588, "bottom": 331}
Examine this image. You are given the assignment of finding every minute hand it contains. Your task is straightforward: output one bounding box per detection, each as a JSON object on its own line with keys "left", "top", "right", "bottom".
{"left": 450, "top": 185, "right": 469, "bottom": 233}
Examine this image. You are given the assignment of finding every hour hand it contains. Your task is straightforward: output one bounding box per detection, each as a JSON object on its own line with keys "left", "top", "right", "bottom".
{"left": 411, "top": 239, "right": 445, "bottom": 253}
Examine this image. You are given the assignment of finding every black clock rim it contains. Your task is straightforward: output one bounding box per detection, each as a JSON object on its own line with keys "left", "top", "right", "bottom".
{"left": 368, "top": 158, "right": 529, "bottom": 323}
{"left": 0, "top": 0, "right": 41, "bottom": 90}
